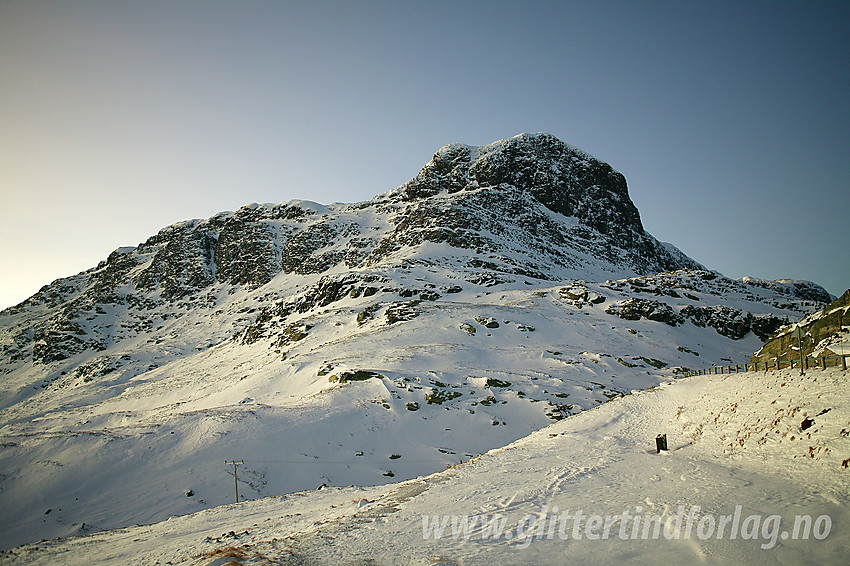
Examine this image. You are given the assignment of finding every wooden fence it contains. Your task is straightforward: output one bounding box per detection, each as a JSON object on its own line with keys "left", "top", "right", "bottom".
{"left": 682, "top": 353, "right": 848, "bottom": 377}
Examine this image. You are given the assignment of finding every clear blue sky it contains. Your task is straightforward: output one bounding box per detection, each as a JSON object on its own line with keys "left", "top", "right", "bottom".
{"left": 1, "top": 0, "right": 848, "bottom": 309}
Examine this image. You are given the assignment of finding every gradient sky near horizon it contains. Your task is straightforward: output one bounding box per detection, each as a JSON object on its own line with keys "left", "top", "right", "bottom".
{"left": 1, "top": 0, "right": 848, "bottom": 310}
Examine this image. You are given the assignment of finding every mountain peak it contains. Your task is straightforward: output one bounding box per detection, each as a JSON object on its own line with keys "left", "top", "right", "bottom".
{"left": 396, "top": 133, "right": 642, "bottom": 237}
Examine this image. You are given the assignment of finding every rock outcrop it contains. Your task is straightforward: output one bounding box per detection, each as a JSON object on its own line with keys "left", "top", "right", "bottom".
{"left": 752, "top": 289, "right": 850, "bottom": 362}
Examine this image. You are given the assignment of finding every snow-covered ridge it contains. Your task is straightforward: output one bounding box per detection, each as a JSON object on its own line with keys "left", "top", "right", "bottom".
{"left": 2, "top": 134, "right": 714, "bottom": 368}
{"left": 741, "top": 276, "right": 834, "bottom": 303}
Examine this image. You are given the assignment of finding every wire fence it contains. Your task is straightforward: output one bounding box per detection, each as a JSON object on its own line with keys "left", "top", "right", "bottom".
{"left": 682, "top": 353, "right": 848, "bottom": 377}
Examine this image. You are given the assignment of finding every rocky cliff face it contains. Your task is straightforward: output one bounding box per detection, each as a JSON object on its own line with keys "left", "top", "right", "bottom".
{"left": 389, "top": 133, "right": 697, "bottom": 274}
{"left": 398, "top": 134, "right": 641, "bottom": 234}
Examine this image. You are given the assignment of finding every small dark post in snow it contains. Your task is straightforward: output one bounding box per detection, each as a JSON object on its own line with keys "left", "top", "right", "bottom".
{"left": 655, "top": 434, "right": 668, "bottom": 454}
{"left": 225, "top": 460, "right": 244, "bottom": 503}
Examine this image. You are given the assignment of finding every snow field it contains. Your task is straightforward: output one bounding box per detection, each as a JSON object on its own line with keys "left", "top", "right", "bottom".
{"left": 4, "top": 366, "right": 846, "bottom": 565}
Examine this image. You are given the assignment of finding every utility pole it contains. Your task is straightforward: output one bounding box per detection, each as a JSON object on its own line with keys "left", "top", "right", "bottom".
{"left": 225, "top": 461, "right": 244, "bottom": 503}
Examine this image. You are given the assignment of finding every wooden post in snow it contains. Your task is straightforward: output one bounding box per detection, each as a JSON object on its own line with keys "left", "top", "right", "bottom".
{"left": 225, "top": 461, "right": 244, "bottom": 503}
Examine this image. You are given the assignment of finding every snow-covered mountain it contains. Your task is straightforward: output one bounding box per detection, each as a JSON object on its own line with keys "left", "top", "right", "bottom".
{"left": 0, "top": 133, "right": 832, "bottom": 550}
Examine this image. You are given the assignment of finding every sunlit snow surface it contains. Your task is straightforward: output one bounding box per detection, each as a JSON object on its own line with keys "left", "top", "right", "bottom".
{"left": 5, "top": 366, "right": 847, "bottom": 565}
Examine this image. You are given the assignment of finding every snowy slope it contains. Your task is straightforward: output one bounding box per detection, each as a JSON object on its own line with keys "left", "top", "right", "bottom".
{"left": 0, "top": 268, "right": 828, "bottom": 550}
{"left": 0, "top": 133, "right": 834, "bottom": 551}
{"left": 4, "top": 365, "right": 847, "bottom": 565}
